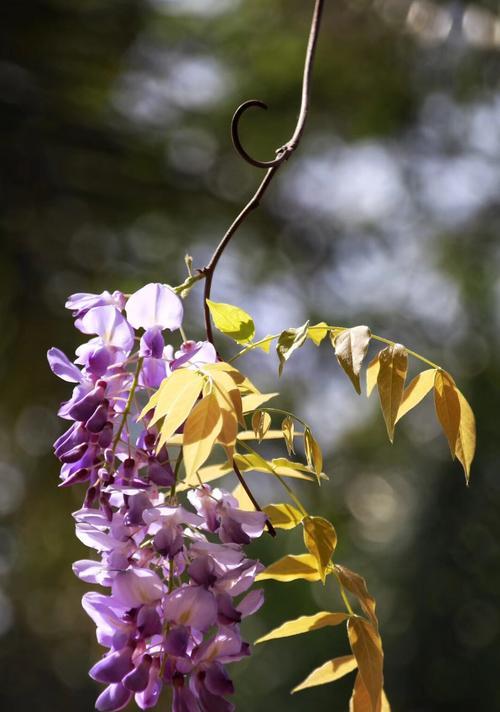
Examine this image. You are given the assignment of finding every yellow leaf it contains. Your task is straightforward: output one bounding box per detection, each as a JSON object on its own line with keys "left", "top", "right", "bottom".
{"left": 366, "top": 353, "right": 381, "bottom": 398}
{"left": 237, "top": 429, "right": 286, "bottom": 441}
{"left": 255, "top": 611, "right": 350, "bottom": 644}
{"left": 293, "top": 655, "right": 358, "bottom": 694}
{"left": 140, "top": 368, "right": 197, "bottom": 423}
{"left": 281, "top": 416, "right": 295, "bottom": 455}
{"left": 231, "top": 482, "right": 255, "bottom": 510}
{"left": 182, "top": 393, "right": 222, "bottom": 481}
{"left": 308, "top": 322, "right": 329, "bottom": 346}
{"left": 256, "top": 553, "right": 324, "bottom": 582}
{"left": 347, "top": 618, "right": 384, "bottom": 712}
{"left": 204, "top": 362, "right": 258, "bottom": 394}
{"left": 377, "top": 344, "right": 408, "bottom": 442}
{"left": 155, "top": 373, "right": 205, "bottom": 451}
{"left": 395, "top": 368, "right": 436, "bottom": 423}
{"left": 335, "top": 564, "right": 378, "bottom": 630}
{"left": 333, "top": 326, "right": 371, "bottom": 395}
{"left": 276, "top": 321, "right": 310, "bottom": 376}
{"left": 255, "top": 337, "right": 273, "bottom": 353}
{"left": 304, "top": 428, "right": 323, "bottom": 484}
{"left": 209, "top": 368, "right": 244, "bottom": 426}
{"left": 252, "top": 410, "right": 272, "bottom": 442}
{"left": 454, "top": 387, "right": 476, "bottom": 483}
{"left": 303, "top": 516, "right": 337, "bottom": 582}
{"left": 263, "top": 503, "right": 304, "bottom": 529}
{"left": 349, "top": 673, "right": 391, "bottom": 712}
{"left": 234, "top": 453, "right": 316, "bottom": 481}
{"left": 206, "top": 299, "right": 255, "bottom": 344}
{"left": 434, "top": 369, "right": 461, "bottom": 458}
{"left": 177, "top": 461, "right": 232, "bottom": 491}
{"left": 241, "top": 392, "right": 279, "bottom": 413}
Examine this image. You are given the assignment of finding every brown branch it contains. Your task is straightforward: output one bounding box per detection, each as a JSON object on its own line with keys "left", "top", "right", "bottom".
{"left": 202, "top": 0, "right": 325, "bottom": 343}
{"left": 232, "top": 459, "right": 276, "bottom": 537}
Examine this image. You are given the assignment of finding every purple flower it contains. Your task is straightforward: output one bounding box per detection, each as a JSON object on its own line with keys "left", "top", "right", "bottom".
{"left": 126, "top": 283, "right": 183, "bottom": 331}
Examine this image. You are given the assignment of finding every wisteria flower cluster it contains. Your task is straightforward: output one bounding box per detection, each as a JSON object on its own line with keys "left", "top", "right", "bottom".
{"left": 48, "top": 284, "right": 267, "bottom": 712}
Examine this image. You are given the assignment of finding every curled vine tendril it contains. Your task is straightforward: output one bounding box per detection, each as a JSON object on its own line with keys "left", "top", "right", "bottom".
{"left": 201, "top": 0, "right": 326, "bottom": 344}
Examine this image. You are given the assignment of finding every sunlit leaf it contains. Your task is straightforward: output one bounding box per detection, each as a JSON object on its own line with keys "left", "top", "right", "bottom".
{"left": 234, "top": 452, "right": 316, "bottom": 481}
{"left": 281, "top": 416, "right": 295, "bottom": 455}
{"left": 276, "top": 321, "right": 310, "bottom": 376}
{"left": 434, "top": 369, "right": 460, "bottom": 458}
{"left": 255, "top": 337, "right": 273, "bottom": 353}
{"left": 183, "top": 392, "right": 222, "bottom": 481}
{"left": 155, "top": 373, "right": 205, "bottom": 451}
{"left": 241, "top": 392, "right": 279, "bottom": 412}
{"left": 366, "top": 353, "right": 381, "bottom": 398}
{"left": 347, "top": 618, "right": 384, "bottom": 712}
{"left": 454, "top": 387, "right": 476, "bottom": 483}
{"left": 377, "top": 344, "right": 408, "bottom": 442}
{"left": 349, "top": 672, "right": 391, "bottom": 712}
{"left": 177, "top": 461, "right": 232, "bottom": 490}
{"left": 208, "top": 367, "right": 244, "bottom": 425}
{"left": 140, "top": 368, "right": 198, "bottom": 423}
{"left": 304, "top": 427, "right": 323, "bottom": 483}
{"left": 335, "top": 565, "right": 378, "bottom": 629}
{"left": 256, "top": 611, "right": 349, "bottom": 644}
{"left": 303, "top": 516, "right": 337, "bottom": 582}
{"left": 395, "top": 368, "right": 436, "bottom": 423}
{"left": 256, "top": 553, "right": 324, "bottom": 582}
{"left": 271, "top": 457, "right": 322, "bottom": 479}
{"left": 237, "top": 429, "right": 286, "bottom": 441}
{"left": 231, "top": 481, "right": 255, "bottom": 510}
{"left": 204, "top": 361, "right": 258, "bottom": 394}
{"left": 263, "top": 503, "right": 304, "bottom": 529}
{"left": 206, "top": 299, "right": 255, "bottom": 344}
{"left": 293, "top": 655, "right": 358, "bottom": 694}
{"left": 308, "top": 321, "right": 329, "bottom": 346}
{"left": 252, "top": 410, "right": 272, "bottom": 442}
{"left": 332, "top": 325, "right": 371, "bottom": 395}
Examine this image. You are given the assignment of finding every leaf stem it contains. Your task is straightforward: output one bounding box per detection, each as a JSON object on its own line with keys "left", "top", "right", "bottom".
{"left": 111, "top": 356, "right": 144, "bottom": 457}
{"left": 229, "top": 325, "right": 441, "bottom": 371}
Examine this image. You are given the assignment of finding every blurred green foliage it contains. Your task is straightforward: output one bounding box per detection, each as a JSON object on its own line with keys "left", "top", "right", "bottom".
{"left": 1, "top": 0, "right": 500, "bottom": 710}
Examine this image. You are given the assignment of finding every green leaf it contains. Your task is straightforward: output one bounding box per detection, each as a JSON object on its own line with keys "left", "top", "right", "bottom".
{"left": 332, "top": 326, "right": 371, "bottom": 395}
{"left": 206, "top": 299, "right": 255, "bottom": 344}
{"left": 276, "top": 321, "right": 310, "bottom": 376}
{"left": 263, "top": 503, "right": 304, "bottom": 529}
{"left": 303, "top": 516, "right": 337, "bottom": 582}
{"left": 293, "top": 655, "right": 358, "bottom": 694}
{"left": 256, "top": 553, "right": 324, "bottom": 582}
{"left": 255, "top": 611, "right": 349, "bottom": 644}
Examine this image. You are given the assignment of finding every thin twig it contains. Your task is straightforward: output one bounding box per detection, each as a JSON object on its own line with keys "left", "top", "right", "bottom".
{"left": 232, "top": 459, "right": 276, "bottom": 537}
{"left": 202, "top": 0, "right": 325, "bottom": 343}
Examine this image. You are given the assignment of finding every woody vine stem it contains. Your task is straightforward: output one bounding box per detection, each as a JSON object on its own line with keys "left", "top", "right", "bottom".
{"left": 200, "top": 0, "right": 325, "bottom": 344}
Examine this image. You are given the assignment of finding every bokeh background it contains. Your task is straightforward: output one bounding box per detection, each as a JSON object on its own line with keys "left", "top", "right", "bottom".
{"left": 1, "top": 0, "right": 500, "bottom": 709}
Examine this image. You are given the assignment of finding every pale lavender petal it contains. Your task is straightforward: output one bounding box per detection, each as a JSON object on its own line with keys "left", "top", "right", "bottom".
{"left": 47, "top": 348, "right": 82, "bottom": 383}
{"left": 135, "top": 664, "right": 162, "bottom": 710}
{"left": 112, "top": 569, "right": 164, "bottom": 607}
{"left": 140, "top": 327, "right": 164, "bottom": 358}
{"left": 164, "top": 585, "right": 217, "bottom": 632}
{"left": 126, "top": 283, "right": 183, "bottom": 331}
{"left": 79, "top": 306, "right": 134, "bottom": 352}
{"left": 236, "top": 588, "right": 264, "bottom": 618}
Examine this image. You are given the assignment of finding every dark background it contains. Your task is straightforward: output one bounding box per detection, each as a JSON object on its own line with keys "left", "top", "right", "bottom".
{"left": 1, "top": 0, "right": 499, "bottom": 710}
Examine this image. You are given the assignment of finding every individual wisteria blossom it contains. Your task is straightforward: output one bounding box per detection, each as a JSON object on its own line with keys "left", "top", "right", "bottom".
{"left": 48, "top": 284, "right": 266, "bottom": 712}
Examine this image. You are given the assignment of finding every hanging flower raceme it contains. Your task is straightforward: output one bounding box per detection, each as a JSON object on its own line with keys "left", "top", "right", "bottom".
{"left": 48, "top": 284, "right": 266, "bottom": 712}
